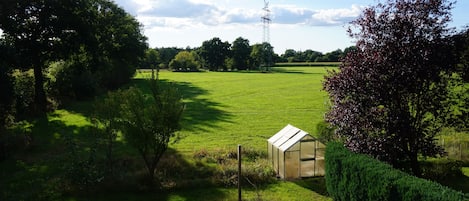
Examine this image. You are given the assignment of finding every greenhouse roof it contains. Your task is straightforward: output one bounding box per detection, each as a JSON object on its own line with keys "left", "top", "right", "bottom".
{"left": 268, "top": 124, "right": 311, "bottom": 152}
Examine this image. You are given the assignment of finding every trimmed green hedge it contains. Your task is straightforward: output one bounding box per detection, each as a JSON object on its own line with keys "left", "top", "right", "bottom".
{"left": 325, "top": 142, "right": 468, "bottom": 201}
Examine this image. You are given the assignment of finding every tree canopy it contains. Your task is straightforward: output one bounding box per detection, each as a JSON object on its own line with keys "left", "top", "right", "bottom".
{"left": 200, "top": 37, "right": 231, "bottom": 71}
{"left": 231, "top": 37, "right": 251, "bottom": 70}
{"left": 324, "top": 0, "right": 455, "bottom": 175}
{"left": 0, "top": 0, "right": 147, "bottom": 112}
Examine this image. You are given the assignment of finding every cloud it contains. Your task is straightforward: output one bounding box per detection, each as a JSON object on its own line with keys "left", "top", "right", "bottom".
{"left": 116, "top": 0, "right": 365, "bottom": 29}
{"left": 310, "top": 5, "right": 363, "bottom": 26}
{"left": 271, "top": 4, "right": 364, "bottom": 26}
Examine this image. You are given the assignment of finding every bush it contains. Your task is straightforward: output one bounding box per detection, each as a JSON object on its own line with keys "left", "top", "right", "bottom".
{"left": 47, "top": 59, "right": 97, "bottom": 101}
{"left": 316, "top": 120, "right": 336, "bottom": 144}
{"left": 12, "top": 69, "right": 35, "bottom": 119}
{"left": 325, "top": 142, "right": 466, "bottom": 201}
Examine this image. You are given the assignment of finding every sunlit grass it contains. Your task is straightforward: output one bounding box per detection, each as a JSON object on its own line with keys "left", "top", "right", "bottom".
{"left": 134, "top": 67, "right": 331, "bottom": 155}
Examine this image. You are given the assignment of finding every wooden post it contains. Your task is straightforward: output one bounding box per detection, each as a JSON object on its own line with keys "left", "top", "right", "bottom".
{"left": 238, "top": 144, "right": 242, "bottom": 201}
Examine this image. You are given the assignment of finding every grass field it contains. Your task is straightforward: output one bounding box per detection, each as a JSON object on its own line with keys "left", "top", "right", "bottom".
{"left": 134, "top": 67, "right": 330, "bottom": 154}
{"left": 1, "top": 67, "right": 333, "bottom": 201}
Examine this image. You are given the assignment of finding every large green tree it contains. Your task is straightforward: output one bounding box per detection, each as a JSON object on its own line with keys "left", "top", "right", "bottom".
{"left": 324, "top": 0, "right": 455, "bottom": 176}
{"left": 89, "top": 0, "right": 147, "bottom": 89}
{"left": 0, "top": 0, "right": 92, "bottom": 113}
{"left": 0, "top": 0, "right": 147, "bottom": 111}
{"left": 200, "top": 37, "right": 231, "bottom": 71}
{"left": 169, "top": 51, "right": 201, "bottom": 72}
{"left": 231, "top": 37, "right": 251, "bottom": 70}
{"left": 250, "top": 42, "right": 275, "bottom": 71}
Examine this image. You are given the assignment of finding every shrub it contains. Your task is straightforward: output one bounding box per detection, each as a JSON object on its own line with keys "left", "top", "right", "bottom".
{"left": 12, "top": 69, "right": 35, "bottom": 119}
{"left": 316, "top": 120, "right": 336, "bottom": 144}
{"left": 47, "top": 59, "right": 97, "bottom": 102}
{"left": 325, "top": 142, "right": 466, "bottom": 201}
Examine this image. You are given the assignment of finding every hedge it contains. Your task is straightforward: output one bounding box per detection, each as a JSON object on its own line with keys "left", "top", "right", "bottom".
{"left": 325, "top": 142, "right": 468, "bottom": 201}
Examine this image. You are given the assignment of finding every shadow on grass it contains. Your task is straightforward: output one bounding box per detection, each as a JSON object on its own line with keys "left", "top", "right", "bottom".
{"left": 71, "top": 147, "right": 230, "bottom": 201}
{"left": 271, "top": 67, "right": 316, "bottom": 74}
{"left": 437, "top": 173, "right": 469, "bottom": 193}
{"left": 293, "top": 177, "right": 329, "bottom": 197}
{"left": 131, "top": 78, "right": 233, "bottom": 132}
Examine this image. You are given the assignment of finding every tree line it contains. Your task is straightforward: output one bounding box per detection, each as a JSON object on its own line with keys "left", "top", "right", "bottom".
{"left": 140, "top": 38, "right": 353, "bottom": 72}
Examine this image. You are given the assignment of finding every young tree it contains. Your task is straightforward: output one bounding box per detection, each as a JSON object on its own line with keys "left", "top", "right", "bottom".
{"left": 120, "top": 81, "right": 184, "bottom": 184}
{"left": 92, "top": 90, "right": 123, "bottom": 175}
{"left": 324, "top": 0, "right": 455, "bottom": 176}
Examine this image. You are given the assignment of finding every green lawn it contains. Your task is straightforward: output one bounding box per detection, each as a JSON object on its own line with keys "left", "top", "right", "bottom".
{"left": 135, "top": 67, "right": 330, "bottom": 154}
{"left": 1, "top": 67, "right": 333, "bottom": 201}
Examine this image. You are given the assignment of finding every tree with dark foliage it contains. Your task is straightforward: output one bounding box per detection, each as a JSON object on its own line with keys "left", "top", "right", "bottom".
{"left": 0, "top": 0, "right": 89, "bottom": 113}
{"left": 231, "top": 37, "right": 251, "bottom": 70}
{"left": 200, "top": 37, "right": 231, "bottom": 71}
{"left": 324, "top": 0, "right": 455, "bottom": 176}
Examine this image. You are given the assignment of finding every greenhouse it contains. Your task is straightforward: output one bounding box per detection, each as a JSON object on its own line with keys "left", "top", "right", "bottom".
{"left": 267, "top": 124, "right": 325, "bottom": 179}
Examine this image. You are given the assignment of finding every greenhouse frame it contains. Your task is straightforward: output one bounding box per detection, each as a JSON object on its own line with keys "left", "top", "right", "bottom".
{"left": 267, "top": 124, "right": 325, "bottom": 179}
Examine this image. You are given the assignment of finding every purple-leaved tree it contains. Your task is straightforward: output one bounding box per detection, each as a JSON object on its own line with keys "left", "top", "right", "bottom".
{"left": 324, "top": 0, "right": 456, "bottom": 176}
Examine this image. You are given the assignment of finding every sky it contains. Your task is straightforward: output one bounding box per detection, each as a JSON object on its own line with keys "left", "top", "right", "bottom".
{"left": 114, "top": 0, "right": 468, "bottom": 54}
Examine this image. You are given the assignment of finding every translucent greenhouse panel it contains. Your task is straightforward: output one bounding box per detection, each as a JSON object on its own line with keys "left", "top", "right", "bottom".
{"left": 273, "top": 148, "right": 279, "bottom": 174}
{"left": 279, "top": 151, "right": 285, "bottom": 178}
{"left": 300, "top": 141, "right": 315, "bottom": 159}
{"left": 288, "top": 142, "right": 300, "bottom": 152}
{"left": 314, "top": 158, "right": 326, "bottom": 176}
{"left": 315, "top": 141, "right": 326, "bottom": 159}
{"left": 301, "top": 160, "right": 315, "bottom": 177}
{"left": 285, "top": 151, "right": 300, "bottom": 179}
{"left": 268, "top": 143, "right": 273, "bottom": 165}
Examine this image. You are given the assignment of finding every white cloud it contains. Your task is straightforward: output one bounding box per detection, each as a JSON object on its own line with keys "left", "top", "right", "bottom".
{"left": 310, "top": 5, "right": 363, "bottom": 26}
{"left": 116, "top": 0, "right": 365, "bottom": 29}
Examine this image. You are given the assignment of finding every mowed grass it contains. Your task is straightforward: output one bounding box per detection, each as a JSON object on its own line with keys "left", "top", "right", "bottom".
{"left": 134, "top": 67, "right": 330, "bottom": 155}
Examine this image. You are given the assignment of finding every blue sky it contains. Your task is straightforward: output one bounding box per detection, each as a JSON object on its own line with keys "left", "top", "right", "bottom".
{"left": 114, "top": 0, "right": 469, "bottom": 54}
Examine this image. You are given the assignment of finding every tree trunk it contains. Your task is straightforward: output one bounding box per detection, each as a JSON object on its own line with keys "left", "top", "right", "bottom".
{"left": 33, "top": 62, "right": 47, "bottom": 114}
{"left": 409, "top": 148, "right": 421, "bottom": 176}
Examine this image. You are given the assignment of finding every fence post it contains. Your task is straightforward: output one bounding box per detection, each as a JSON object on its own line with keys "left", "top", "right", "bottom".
{"left": 238, "top": 144, "right": 242, "bottom": 201}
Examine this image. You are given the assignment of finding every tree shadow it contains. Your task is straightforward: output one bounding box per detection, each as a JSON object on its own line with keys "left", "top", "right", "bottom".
{"left": 72, "top": 147, "right": 230, "bottom": 201}
{"left": 131, "top": 78, "right": 233, "bottom": 132}
{"left": 436, "top": 173, "right": 469, "bottom": 193}
{"left": 292, "top": 177, "right": 330, "bottom": 197}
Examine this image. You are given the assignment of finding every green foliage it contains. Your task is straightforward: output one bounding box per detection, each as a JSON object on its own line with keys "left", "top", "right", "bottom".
{"left": 47, "top": 57, "right": 97, "bottom": 101}
{"left": 325, "top": 142, "right": 467, "bottom": 201}
{"left": 231, "top": 37, "right": 251, "bottom": 70}
{"left": 12, "top": 69, "right": 35, "bottom": 119}
{"left": 250, "top": 42, "right": 275, "bottom": 71}
{"left": 444, "top": 73, "right": 469, "bottom": 131}
{"left": 63, "top": 133, "right": 103, "bottom": 191}
{"left": 316, "top": 120, "right": 336, "bottom": 144}
{"left": 169, "top": 51, "right": 201, "bottom": 72}
{"left": 118, "top": 81, "right": 184, "bottom": 183}
{"left": 200, "top": 37, "right": 231, "bottom": 71}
